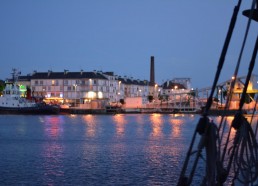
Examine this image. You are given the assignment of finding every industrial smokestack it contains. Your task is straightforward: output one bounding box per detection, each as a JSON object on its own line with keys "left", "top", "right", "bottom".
{"left": 150, "top": 56, "right": 155, "bottom": 86}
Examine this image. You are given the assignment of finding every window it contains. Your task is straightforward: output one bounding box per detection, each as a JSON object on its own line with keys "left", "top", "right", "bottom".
{"left": 64, "top": 80, "right": 68, "bottom": 85}
{"left": 40, "top": 81, "right": 43, "bottom": 85}
{"left": 35, "top": 81, "right": 38, "bottom": 85}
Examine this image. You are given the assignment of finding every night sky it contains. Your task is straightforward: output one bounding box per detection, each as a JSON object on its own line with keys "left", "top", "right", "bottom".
{"left": 0, "top": 0, "right": 257, "bottom": 88}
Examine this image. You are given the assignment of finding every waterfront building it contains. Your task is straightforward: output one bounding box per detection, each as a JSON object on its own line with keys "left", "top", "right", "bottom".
{"left": 119, "top": 77, "right": 150, "bottom": 107}
{"left": 28, "top": 70, "right": 109, "bottom": 107}
{"left": 160, "top": 78, "right": 193, "bottom": 101}
{"left": 12, "top": 70, "right": 152, "bottom": 108}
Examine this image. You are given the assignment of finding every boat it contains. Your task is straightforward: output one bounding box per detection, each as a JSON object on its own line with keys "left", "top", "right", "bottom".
{"left": 0, "top": 82, "right": 60, "bottom": 115}
{"left": 105, "top": 105, "right": 124, "bottom": 114}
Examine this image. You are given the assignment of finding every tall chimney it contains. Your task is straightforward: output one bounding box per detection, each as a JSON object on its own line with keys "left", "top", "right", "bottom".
{"left": 150, "top": 56, "right": 155, "bottom": 86}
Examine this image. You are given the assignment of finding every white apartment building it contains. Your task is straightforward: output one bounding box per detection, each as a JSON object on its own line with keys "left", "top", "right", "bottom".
{"left": 29, "top": 70, "right": 109, "bottom": 105}
{"left": 16, "top": 70, "right": 152, "bottom": 107}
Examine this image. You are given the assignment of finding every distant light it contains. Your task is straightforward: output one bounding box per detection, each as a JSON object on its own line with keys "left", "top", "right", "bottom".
{"left": 88, "top": 91, "right": 96, "bottom": 99}
{"left": 232, "top": 76, "right": 235, "bottom": 80}
{"left": 98, "top": 91, "right": 103, "bottom": 99}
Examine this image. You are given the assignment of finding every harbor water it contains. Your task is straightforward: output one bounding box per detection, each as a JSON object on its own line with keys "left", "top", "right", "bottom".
{"left": 0, "top": 114, "right": 257, "bottom": 185}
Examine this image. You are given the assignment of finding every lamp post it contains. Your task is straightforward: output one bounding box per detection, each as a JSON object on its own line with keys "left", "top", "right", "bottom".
{"left": 118, "top": 81, "right": 121, "bottom": 103}
{"left": 74, "top": 84, "right": 77, "bottom": 107}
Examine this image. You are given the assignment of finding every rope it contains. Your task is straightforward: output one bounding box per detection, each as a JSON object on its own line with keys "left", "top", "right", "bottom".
{"left": 177, "top": 1, "right": 242, "bottom": 185}
{"left": 203, "top": 0, "right": 242, "bottom": 116}
{"left": 238, "top": 36, "right": 258, "bottom": 110}
{"left": 216, "top": 1, "right": 258, "bottom": 184}
{"left": 231, "top": 116, "right": 258, "bottom": 184}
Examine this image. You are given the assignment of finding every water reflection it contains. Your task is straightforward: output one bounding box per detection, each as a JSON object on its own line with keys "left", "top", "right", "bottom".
{"left": 169, "top": 117, "right": 184, "bottom": 138}
{"left": 42, "top": 116, "right": 64, "bottom": 138}
{"left": 149, "top": 114, "right": 164, "bottom": 139}
{"left": 112, "top": 114, "right": 127, "bottom": 138}
{"left": 136, "top": 115, "right": 145, "bottom": 137}
{"left": 82, "top": 115, "right": 97, "bottom": 137}
{"left": 40, "top": 116, "right": 65, "bottom": 185}
{"left": 42, "top": 142, "right": 64, "bottom": 185}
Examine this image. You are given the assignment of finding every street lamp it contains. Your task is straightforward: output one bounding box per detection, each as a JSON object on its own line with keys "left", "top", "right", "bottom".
{"left": 74, "top": 84, "right": 77, "bottom": 107}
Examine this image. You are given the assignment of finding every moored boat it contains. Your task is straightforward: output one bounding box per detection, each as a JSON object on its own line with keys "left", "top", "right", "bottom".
{"left": 0, "top": 82, "right": 59, "bottom": 115}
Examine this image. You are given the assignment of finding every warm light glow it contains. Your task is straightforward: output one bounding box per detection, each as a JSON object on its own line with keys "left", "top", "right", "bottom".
{"left": 83, "top": 115, "right": 97, "bottom": 137}
{"left": 43, "top": 116, "right": 64, "bottom": 138}
{"left": 113, "top": 114, "right": 127, "bottom": 137}
{"left": 88, "top": 91, "right": 96, "bottom": 99}
{"left": 232, "top": 76, "right": 235, "bottom": 80}
{"left": 149, "top": 114, "right": 163, "bottom": 138}
{"left": 97, "top": 91, "right": 103, "bottom": 99}
{"left": 169, "top": 117, "right": 184, "bottom": 138}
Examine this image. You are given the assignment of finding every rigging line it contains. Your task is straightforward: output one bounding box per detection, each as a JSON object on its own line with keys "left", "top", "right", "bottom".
{"left": 224, "top": 34, "right": 258, "bottom": 185}
{"left": 254, "top": 94, "right": 258, "bottom": 137}
{"left": 239, "top": 35, "right": 258, "bottom": 111}
{"left": 177, "top": 1, "right": 242, "bottom": 185}
{"left": 176, "top": 117, "right": 206, "bottom": 186}
{"left": 220, "top": 0, "right": 257, "bottom": 163}
{"left": 218, "top": 0, "right": 256, "bottom": 133}
{"left": 203, "top": 0, "right": 242, "bottom": 116}
{"left": 221, "top": 38, "right": 257, "bottom": 164}
{"left": 228, "top": 0, "right": 257, "bottom": 112}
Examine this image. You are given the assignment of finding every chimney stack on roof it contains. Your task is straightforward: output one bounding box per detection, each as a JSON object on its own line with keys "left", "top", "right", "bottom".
{"left": 64, "top": 69, "right": 69, "bottom": 75}
{"left": 48, "top": 70, "right": 52, "bottom": 77}
{"left": 150, "top": 56, "right": 155, "bottom": 86}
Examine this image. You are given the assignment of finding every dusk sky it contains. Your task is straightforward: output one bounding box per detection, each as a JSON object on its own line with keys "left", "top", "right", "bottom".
{"left": 0, "top": 1, "right": 257, "bottom": 88}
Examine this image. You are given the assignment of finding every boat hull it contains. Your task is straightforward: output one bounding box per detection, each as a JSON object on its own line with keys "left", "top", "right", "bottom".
{"left": 0, "top": 105, "right": 60, "bottom": 115}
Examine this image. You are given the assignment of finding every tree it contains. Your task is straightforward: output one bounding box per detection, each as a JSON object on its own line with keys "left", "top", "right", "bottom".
{"left": 0, "top": 80, "right": 5, "bottom": 96}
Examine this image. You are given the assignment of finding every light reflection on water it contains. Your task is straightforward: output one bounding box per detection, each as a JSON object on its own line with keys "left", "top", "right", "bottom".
{"left": 0, "top": 114, "right": 256, "bottom": 185}
{"left": 112, "top": 114, "right": 128, "bottom": 138}
{"left": 41, "top": 116, "right": 65, "bottom": 138}
{"left": 83, "top": 115, "right": 98, "bottom": 137}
